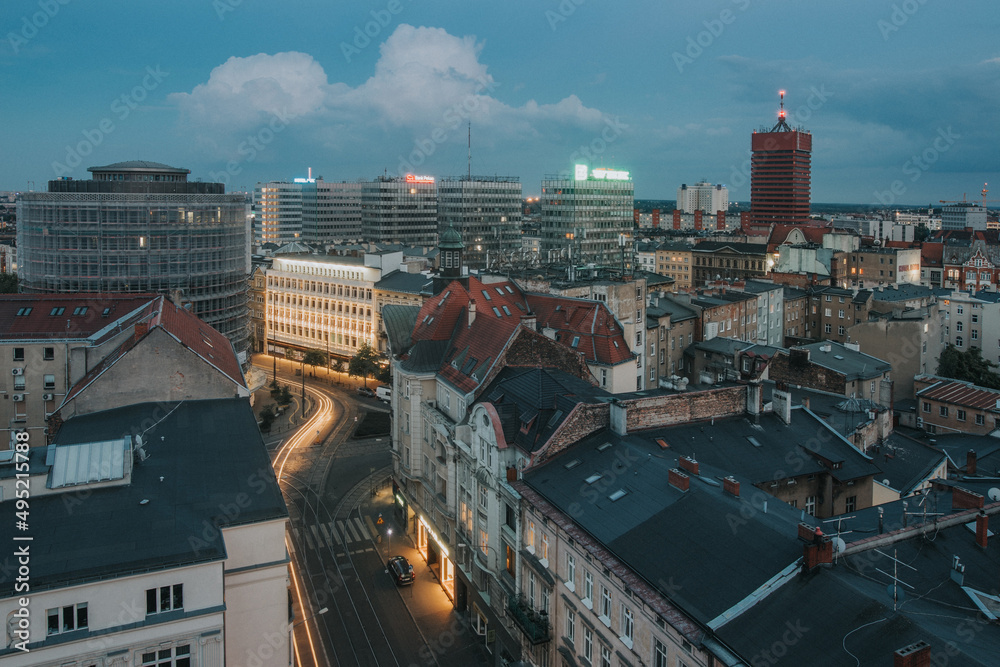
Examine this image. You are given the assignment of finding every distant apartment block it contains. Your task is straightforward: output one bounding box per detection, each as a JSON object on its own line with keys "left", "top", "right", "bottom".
{"left": 361, "top": 175, "right": 438, "bottom": 247}
{"left": 676, "top": 181, "right": 728, "bottom": 214}
{"left": 914, "top": 374, "right": 1000, "bottom": 435}
{"left": 941, "top": 202, "right": 987, "bottom": 231}
{"left": 437, "top": 176, "right": 522, "bottom": 270}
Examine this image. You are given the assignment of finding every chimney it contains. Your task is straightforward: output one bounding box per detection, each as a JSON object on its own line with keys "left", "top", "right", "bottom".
{"left": 976, "top": 510, "right": 989, "bottom": 549}
{"left": 894, "top": 641, "right": 931, "bottom": 667}
{"left": 668, "top": 468, "right": 690, "bottom": 492}
{"left": 723, "top": 476, "right": 740, "bottom": 497}
{"left": 967, "top": 449, "right": 978, "bottom": 476}
{"left": 774, "top": 385, "right": 792, "bottom": 425}
{"left": 468, "top": 299, "right": 476, "bottom": 326}
{"left": 134, "top": 321, "right": 149, "bottom": 340}
{"left": 952, "top": 486, "right": 985, "bottom": 510}
{"left": 679, "top": 455, "right": 700, "bottom": 476}
{"left": 803, "top": 527, "right": 833, "bottom": 571}
{"left": 802, "top": 396, "right": 811, "bottom": 411}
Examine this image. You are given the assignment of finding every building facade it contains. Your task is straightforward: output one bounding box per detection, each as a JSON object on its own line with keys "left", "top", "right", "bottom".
{"left": 437, "top": 177, "right": 522, "bottom": 270}
{"left": 18, "top": 161, "right": 251, "bottom": 360}
{"left": 748, "top": 96, "right": 812, "bottom": 229}
{"left": 302, "top": 179, "right": 363, "bottom": 244}
{"left": 253, "top": 180, "right": 302, "bottom": 246}
{"left": 941, "top": 202, "right": 987, "bottom": 231}
{"left": 655, "top": 242, "right": 693, "bottom": 290}
{"left": 361, "top": 175, "right": 438, "bottom": 247}
{"left": 676, "top": 181, "right": 728, "bottom": 214}
{"left": 540, "top": 167, "right": 634, "bottom": 268}
{"left": 691, "top": 242, "right": 769, "bottom": 285}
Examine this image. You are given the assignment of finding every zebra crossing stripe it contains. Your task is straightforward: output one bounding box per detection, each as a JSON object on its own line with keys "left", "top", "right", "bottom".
{"left": 304, "top": 527, "right": 315, "bottom": 550}
{"left": 364, "top": 515, "right": 378, "bottom": 539}
{"left": 354, "top": 516, "right": 371, "bottom": 541}
{"left": 329, "top": 521, "right": 343, "bottom": 547}
{"left": 337, "top": 520, "right": 353, "bottom": 543}
{"left": 310, "top": 524, "right": 322, "bottom": 550}
{"left": 319, "top": 523, "right": 332, "bottom": 548}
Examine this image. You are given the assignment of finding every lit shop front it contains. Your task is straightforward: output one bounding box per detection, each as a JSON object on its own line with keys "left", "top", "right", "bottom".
{"left": 416, "top": 515, "right": 455, "bottom": 600}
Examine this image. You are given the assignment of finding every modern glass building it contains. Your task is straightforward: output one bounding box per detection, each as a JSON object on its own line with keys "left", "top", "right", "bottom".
{"left": 437, "top": 176, "right": 522, "bottom": 270}
{"left": 540, "top": 166, "right": 634, "bottom": 268}
{"left": 17, "top": 161, "right": 251, "bottom": 360}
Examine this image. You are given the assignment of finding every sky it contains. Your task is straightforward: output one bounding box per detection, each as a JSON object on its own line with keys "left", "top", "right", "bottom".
{"left": 2, "top": 0, "right": 999, "bottom": 205}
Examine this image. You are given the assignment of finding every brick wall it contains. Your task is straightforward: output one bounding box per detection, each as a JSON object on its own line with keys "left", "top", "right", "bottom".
{"left": 619, "top": 385, "right": 747, "bottom": 431}
{"left": 480, "top": 326, "right": 595, "bottom": 400}
{"left": 538, "top": 401, "right": 611, "bottom": 463}
{"left": 769, "top": 353, "right": 848, "bottom": 396}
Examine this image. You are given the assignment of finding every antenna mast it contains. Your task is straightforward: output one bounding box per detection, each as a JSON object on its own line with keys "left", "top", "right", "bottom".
{"left": 468, "top": 121, "right": 472, "bottom": 180}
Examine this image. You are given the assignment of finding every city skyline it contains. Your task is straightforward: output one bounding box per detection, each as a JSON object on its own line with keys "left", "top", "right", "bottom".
{"left": 3, "top": 0, "right": 999, "bottom": 204}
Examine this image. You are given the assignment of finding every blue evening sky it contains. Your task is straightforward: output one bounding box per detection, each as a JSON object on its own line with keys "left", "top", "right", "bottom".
{"left": 2, "top": 0, "right": 998, "bottom": 205}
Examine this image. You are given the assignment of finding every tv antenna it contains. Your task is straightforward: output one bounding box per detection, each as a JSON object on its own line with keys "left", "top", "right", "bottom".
{"left": 822, "top": 515, "right": 855, "bottom": 564}
{"left": 875, "top": 548, "right": 915, "bottom": 612}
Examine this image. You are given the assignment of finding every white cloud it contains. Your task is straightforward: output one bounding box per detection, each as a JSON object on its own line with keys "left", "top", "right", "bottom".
{"left": 170, "top": 25, "right": 612, "bottom": 161}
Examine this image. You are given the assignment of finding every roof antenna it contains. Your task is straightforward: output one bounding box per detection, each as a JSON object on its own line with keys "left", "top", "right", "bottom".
{"left": 468, "top": 121, "right": 472, "bottom": 181}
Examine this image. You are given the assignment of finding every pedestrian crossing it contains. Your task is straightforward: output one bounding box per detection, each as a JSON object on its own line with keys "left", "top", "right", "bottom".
{"left": 295, "top": 515, "right": 380, "bottom": 555}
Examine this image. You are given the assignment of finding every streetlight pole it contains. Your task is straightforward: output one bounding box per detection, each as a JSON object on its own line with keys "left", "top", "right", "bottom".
{"left": 300, "top": 356, "right": 306, "bottom": 416}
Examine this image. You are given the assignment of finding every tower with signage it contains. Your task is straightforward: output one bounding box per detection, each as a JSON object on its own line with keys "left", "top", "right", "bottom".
{"left": 749, "top": 91, "right": 812, "bottom": 231}
{"left": 540, "top": 165, "right": 635, "bottom": 269}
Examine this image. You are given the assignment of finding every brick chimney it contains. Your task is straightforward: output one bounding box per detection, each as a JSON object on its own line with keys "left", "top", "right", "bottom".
{"left": 967, "top": 449, "right": 977, "bottom": 476}
{"left": 894, "top": 640, "right": 931, "bottom": 667}
{"left": 976, "top": 510, "right": 989, "bottom": 549}
{"left": 952, "top": 487, "right": 985, "bottom": 510}
{"left": 803, "top": 527, "right": 832, "bottom": 571}
{"left": 679, "top": 455, "right": 699, "bottom": 476}
{"left": 723, "top": 476, "right": 740, "bottom": 497}
{"left": 668, "top": 468, "right": 689, "bottom": 492}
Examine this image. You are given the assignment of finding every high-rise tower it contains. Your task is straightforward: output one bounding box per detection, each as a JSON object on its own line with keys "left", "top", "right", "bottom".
{"left": 749, "top": 92, "right": 812, "bottom": 231}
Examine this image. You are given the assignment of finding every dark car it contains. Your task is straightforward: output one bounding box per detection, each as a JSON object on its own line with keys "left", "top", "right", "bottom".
{"left": 388, "top": 555, "right": 413, "bottom": 586}
{"left": 356, "top": 386, "right": 375, "bottom": 398}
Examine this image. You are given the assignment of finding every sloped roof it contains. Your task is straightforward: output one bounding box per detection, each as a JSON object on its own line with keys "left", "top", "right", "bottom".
{"left": 766, "top": 224, "right": 829, "bottom": 252}
{"left": 916, "top": 376, "right": 1000, "bottom": 411}
{"left": 0, "top": 294, "right": 158, "bottom": 340}
{"left": 527, "top": 293, "right": 633, "bottom": 366}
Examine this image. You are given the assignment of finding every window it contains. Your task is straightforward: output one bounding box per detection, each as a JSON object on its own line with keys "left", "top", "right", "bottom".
{"left": 13, "top": 375, "right": 25, "bottom": 391}
{"left": 540, "top": 533, "right": 549, "bottom": 562}
{"left": 976, "top": 414, "right": 986, "bottom": 426}
{"left": 146, "top": 584, "right": 183, "bottom": 615}
{"left": 584, "top": 627, "right": 593, "bottom": 662}
{"left": 15, "top": 307, "right": 32, "bottom": 316}
{"left": 479, "top": 485, "right": 488, "bottom": 509}
{"left": 805, "top": 496, "right": 817, "bottom": 515}
{"left": 939, "top": 406, "right": 949, "bottom": 418}
{"left": 601, "top": 646, "right": 612, "bottom": 667}
{"left": 845, "top": 496, "right": 857, "bottom": 513}
{"left": 600, "top": 586, "right": 612, "bottom": 621}
{"left": 956, "top": 336, "right": 964, "bottom": 348}
{"left": 584, "top": 570, "right": 593, "bottom": 604}
{"left": 838, "top": 326, "right": 845, "bottom": 336}
{"left": 956, "top": 321, "right": 964, "bottom": 332}
{"left": 566, "top": 553, "right": 575, "bottom": 590}
{"left": 140, "top": 645, "right": 190, "bottom": 667}
{"left": 838, "top": 309, "right": 845, "bottom": 319}
{"left": 620, "top": 604, "right": 634, "bottom": 645}
{"left": 654, "top": 638, "right": 668, "bottom": 667}
{"left": 958, "top": 409, "right": 967, "bottom": 422}
{"left": 47, "top": 603, "right": 88, "bottom": 635}
{"left": 525, "top": 519, "right": 535, "bottom": 551}
{"left": 972, "top": 330, "right": 979, "bottom": 341}
{"left": 49, "top": 307, "right": 65, "bottom": 316}
{"left": 44, "top": 374, "right": 55, "bottom": 390}
{"left": 43, "top": 347, "right": 55, "bottom": 360}
{"left": 566, "top": 609, "right": 576, "bottom": 643}
{"left": 13, "top": 347, "right": 24, "bottom": 361}
{"left": 824, "top": 324, "right": 832, "bottom": 334}
{"left": 973, "top": 314, "right": 979, "bottom": 323}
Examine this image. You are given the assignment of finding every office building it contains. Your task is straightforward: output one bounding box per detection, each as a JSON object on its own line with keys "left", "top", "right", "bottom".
{"left": 361, "top": 175, "right": 438, "bottom": 247}
{"left": 749, "top": 93, "right": 812, "bottom": 229}
{"left": 17, "top": 161, "right": 251, "bottom": 361}
{"left": 941, "top": 202, "right": 987, "bottom": 231}
{"left": 302, "top": 179, "right": 363, "bottom": 245}
{"left": 437, "top": 176, "right": 522, "bottom": 270}
{"left": 540, "top": 166, "right": 634, "bottom": 267}
{"left": 676, "top": 181, "right": 728, "bottom": 214}
{"left": 253, "top": 180, "right": 302, "bottom": 246}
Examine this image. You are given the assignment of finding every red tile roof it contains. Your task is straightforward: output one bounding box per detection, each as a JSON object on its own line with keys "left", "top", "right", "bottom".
{"left": 766, "top": 224, "right": 830, "bottom": 252}
{"left": 0, "top": 294, "right": 159, "bottom": 340}
{"left": 920, "top": 242, "right": 944, "bottom": 267}
{"left": 524, "top": 293, "right": 634, "bottom": 366}
{"left": 917, "top": 379, "right": 1000, "bottom": 411}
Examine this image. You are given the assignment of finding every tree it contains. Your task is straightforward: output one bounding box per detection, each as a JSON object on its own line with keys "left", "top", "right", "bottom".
{"left": 303, "top": 349, "right": 327, "bottom": 376}
{"left": 258, "top": 405, "right": 276, "bottom": 433}
{"left": 279, "top": 385, "right": 293, "bottom": 405}
{"left": 0, "top": 273, "right": 17, "bottom": 294}
{"left": 348, "top": 342, "right": 380, "bottom": 388}
{"left": 914, "top": 223, "right": 931, "bottom": 244}
{"left": 937, "top": 344, "right": 1000, "bottom": 389}
{"left": 376, "top": 364, "right": 391, "bottom": 385}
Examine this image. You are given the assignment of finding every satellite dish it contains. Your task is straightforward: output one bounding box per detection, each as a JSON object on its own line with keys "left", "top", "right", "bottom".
{"left": 988, "top": 488, "right": 1000, "bottom": 502}
{"left": 882, "top": 479, "right": 891, "bottom": 486}
{"left": 832, "top": 537, "right": 846, "bottom": 555}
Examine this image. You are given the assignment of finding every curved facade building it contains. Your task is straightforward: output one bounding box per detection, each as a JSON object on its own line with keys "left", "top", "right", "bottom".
{"left": 17, "top": 161, "right": 251, "bottom": 360}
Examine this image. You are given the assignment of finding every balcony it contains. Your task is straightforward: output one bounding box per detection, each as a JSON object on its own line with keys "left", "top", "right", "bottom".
{"left": 508, "top": 594, "right": 550, "bottom": 645}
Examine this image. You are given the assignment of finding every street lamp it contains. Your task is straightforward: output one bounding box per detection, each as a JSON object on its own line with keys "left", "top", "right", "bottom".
{"left": 292, "top": 606, "right": 328, "bottom": 628}
{"left": 386, "top": 528, "right": 392, "bottom": 557}
{"left": 300, "top": 356, "right": 306, "bottom": 416}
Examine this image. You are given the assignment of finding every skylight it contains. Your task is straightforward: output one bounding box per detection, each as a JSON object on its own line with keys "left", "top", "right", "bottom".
{"left": 492, "top": 307, "right": 502, "bottom": 317}
{"left": 571, "top": 336, "right": 580, "bottom": 348}
{"left": 564, "top": 459, "right": 581, "bottom": 469}
{"left": 482, "top": 289, "right": 492, "bottom": 301}
{"left": 597, "top": 442, "right": 613, "bottom": 452}
{"left": 746, "top": 436, "right": 763, "bottom": 448}
{"left": 505, "top": 286, "right": 514, "bottom": 293}
{"left": 585, "top": 473, "right": 603, "bottom": 484}
{"left": 49, "top": 307, "right": 65, "bottom": 316}
{"left": 495, "top": 287, "right": 505, "bottom": 295}
{"left": 15, "top": 307, "right": 31, "bottom": 316}
{"left": 609, "top": 489, "right": 628, "bottom": 501}
{"left": 502, "top": 306, "right": 511, "bottom": 316}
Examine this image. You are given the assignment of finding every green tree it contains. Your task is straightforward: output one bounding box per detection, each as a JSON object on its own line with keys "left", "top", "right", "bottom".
{"left": 937, "top": 344, "right": 1000, "bottom": 389}
{"left": 376, "top": 364, "right": 391, "bottom": 385}
{"left": 348, "top": 342, "right": 380, "bottom": 388}
{"left": 279, "top": 385, "right": 293, "bottom": 405}
{"left": 0, "top": 273, "right": 17, "bottom": 293}
{"left": 303, "top": 349, "right": 327, "bottom": 376}
{"left": 914, "top": 223, "right": 931, "bottom": 244}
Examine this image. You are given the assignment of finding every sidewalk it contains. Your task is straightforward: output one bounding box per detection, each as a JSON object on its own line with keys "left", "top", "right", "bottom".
{"left": 365, "top": 481, "right": 490, "bottom": 667}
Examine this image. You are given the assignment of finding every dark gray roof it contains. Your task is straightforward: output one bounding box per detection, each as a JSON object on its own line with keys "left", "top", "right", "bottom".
{"left": 870, "top": 283, "right": 936, "bottom": 302}
{"left": 381, "top": 304, "right": 420, "bottom": 355}
{"left": 693, "top": 241, "right": 768, "bottom": 255}
{"left": 741, "top": 280, "right": 783, "bottom": 294}
{"left": 400, "top": 339, "right": 450, "bottom": 373}
{"left": 691, "top": 337, "right": 755, "bottom": 355}
{"left": 783, "top": 286, "right": 808, "bottom": 299}
{"left": 715, "top": 518, "right": 1000, "bottom": 666}
{"left": 88, "top": 160, "right": 189, "bottom": 173}
{"left": 870, "top": 434, "right": 949, "bottom": 495}
{"left": 792, "top": 341, "right": 891, "bottom": 381}
{"left": 375, "top": 270, "right": 433, "bottom": 294}
{"left": 0, "top": 399, "right": 286, "bottom": 597}
{"left": 523, "top": 429, "right": 807, "bottom": 625}
{"left": 654, "top": 297, "right": 699, "bottom": 323}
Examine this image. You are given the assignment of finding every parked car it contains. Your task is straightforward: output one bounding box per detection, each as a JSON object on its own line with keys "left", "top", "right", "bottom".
{"left": 376, "top": 385, "right": 391, "bottom": 402}
{"left": 388, "top": 555, "right": 413, "bottom": 586}
{"left": 356, "top": 386, "right": 375, "bottom": 398}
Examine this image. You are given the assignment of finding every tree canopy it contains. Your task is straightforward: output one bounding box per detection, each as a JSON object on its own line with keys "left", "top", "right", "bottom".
{"left": 348, "top": 342, "right": 380, "bottom": 388}
{"left": 0, "top": 273, "right": 17, "bottom": 293}
{"left": 937, "top": 344, "right": 1000, "bottom": 389}
{"left": 303, "top": 349, "right": 327, "bottom": 370}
